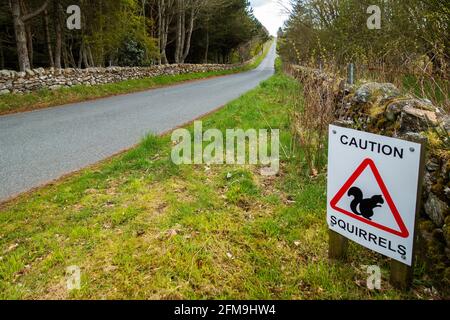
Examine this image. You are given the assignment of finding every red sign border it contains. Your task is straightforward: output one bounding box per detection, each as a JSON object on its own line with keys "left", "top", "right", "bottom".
{"left": 330, "top": 158, "right": 409, "bottom": 238}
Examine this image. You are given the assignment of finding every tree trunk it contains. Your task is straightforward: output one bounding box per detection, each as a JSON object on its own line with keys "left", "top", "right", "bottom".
{"left": 11, "top": 0, "right": 49, "bottom": 71}
{"left": 141, "top": 0, "right": 148, "bottom": 62}
{"left": 11, "top": 0, "right": 30, "bottom": 71}
{"left": 204, "top": 15, "right": 209, "bottom": 63}
{"left": 161, "top": 15, "right": 169, "bottom": 64}
{"left": 181, "top": 7, "right": 195, "bottom": 63}
{"left": 82, "top": 44, "right": 90, "bottom": 68}
{"left": 43, "top": 9, "right": 54, "bottom": 67}
{"left": 159, "top": 0, "right": 174, "bottom": 64}
{"left": 0, "top": 39, "right": 4, "bottom": 69}
{"left": 20, "top": 0, "right": 34, "bottom": 68}
{"left": 174, "top": 0, "right": 183, "bottom": 63}
{"left": 88, "top": 46, "right": 95, "bottom": 67}
{"left": 161, "top": 15, "right": 170, "bottom": 64}
{"left": 25, "top": 24, "right": 33, "bottom": 68}
{"left": 158, "top": 0, "right": 162, "bottom": 64}
{"left": 180, "top": 2, "right": 186, "bottom": 62}
{"left": 62, "top": 42, "right": 69, "bottom": 68}
{"left": 78, "top": 46, "right": 83, "bottom": 68}
{"left": 53, "top": 1, "right": 62, "bottom": 69}
{"left": 159, "top": 0, "right": 169, "bottom": 64}
{"left": 68, "top": 43, "right": 77, "bottom": 68}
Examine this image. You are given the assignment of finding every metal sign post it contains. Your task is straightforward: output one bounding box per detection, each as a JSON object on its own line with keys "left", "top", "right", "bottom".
{"left": 347, "top": 63, "right": 355, "bottom": 85}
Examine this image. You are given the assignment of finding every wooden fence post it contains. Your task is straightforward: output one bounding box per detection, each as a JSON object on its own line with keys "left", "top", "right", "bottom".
{"left": 329, "top": 230, "right": 348, "bottom": 261}
{"left": 390, "top": 138, "right": 427, "bottom": 290}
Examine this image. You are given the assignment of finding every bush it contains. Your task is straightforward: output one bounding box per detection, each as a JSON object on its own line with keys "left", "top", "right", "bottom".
{"left": 117, "top": 37, "right": 146, "bottom": 67}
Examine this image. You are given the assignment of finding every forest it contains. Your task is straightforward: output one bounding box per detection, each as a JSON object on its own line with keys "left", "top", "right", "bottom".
{"left": 0, "top": 0, "right": 270, "bottom": 71}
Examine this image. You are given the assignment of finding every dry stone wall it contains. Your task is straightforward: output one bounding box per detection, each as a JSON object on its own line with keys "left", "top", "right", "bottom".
{"left": 289, "top": 64, "right": 450, "bottom": 293}
{"left": 0, "top": 63, "right": 246, "bottom": 95}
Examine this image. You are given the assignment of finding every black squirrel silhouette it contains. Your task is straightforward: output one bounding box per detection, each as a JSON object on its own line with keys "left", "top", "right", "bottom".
{"left": 347, "top": 187, "right": 384, "bottom": 220}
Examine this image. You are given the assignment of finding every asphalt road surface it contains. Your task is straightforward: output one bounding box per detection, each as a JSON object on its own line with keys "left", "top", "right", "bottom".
{"left": 0, "top": 43, "right": 277, "bottom": 201}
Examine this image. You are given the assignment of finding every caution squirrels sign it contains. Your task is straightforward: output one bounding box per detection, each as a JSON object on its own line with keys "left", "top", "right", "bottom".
{"left": 327, "top": 125, "right": 423, "bottom": 266}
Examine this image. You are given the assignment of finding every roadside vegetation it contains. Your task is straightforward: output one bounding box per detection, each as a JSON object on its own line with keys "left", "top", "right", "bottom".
{"left": 278, "top": 0, "right": 449, "bottom": 111}
{"left": 0, "top": 60, "right": 441, "bottom": 299}
{"left": 0, "top": 41, "right": 272, "bottom": 116}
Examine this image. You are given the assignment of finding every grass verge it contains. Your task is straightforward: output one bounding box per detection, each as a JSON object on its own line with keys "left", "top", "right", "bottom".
{"left": 0, "top": 41, "right": 273, "bottom": 116}
{"left": 402, "top": 74, "right": 449, "bottom": 111}
{"left": 0, "top": 60, "right": 440, "bottom": 299}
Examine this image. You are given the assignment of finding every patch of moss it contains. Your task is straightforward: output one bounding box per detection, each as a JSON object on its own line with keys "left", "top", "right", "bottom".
{"left": 425, "top": 130, "right": 444, "bottom": 150}
{"left": 374, "top": 116, "right": 388, "bottom": 129}
{"left": 445, "top": 215, "right": 450, "bottom": 225}
{"left": 392, "top": 120, "right": 401, "bottom": 131}
{"left": 419, "top": 219, "right": 435, "bottom": 233}
{"left": 443, "top": 268, "right": 450, "bottom": 288}
{"left": 428, "top": 240, "right": 446, "bottom": 261}
{"left": 443, "top": 224, "right": 450, "bottom": 246}
{"left": 368, "top": 104, "right": 386, "bottom": 118}
{"left": 431, "top": 178, "right": 445, "bottom": 197}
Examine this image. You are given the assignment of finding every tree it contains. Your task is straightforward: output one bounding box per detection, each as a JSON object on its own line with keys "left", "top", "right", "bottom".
{"left": 52, "top": 0, "right": 62, "bottom": 68}
{"left": 117, "top": 37, "right": 145, "bottom": 66}
{"left": 1, "top": 0, "right": 268, "bottom": 69}
{"left": 157, "top": 0, "right": 175, "bottom": 64}
{"left": 10, "top": 0, "right": 49, "bottom": 71}
{"left": 174, "top": 0, "right": 205, "bottom": 63}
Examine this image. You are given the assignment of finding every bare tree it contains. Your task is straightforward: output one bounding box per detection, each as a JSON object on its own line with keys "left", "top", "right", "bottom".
{"left": 174, "top": 0, "right": 205, "bottom": 63}
{"left": 53, "top": 0, "right": 62, "bottom": 69}
{"left": 43, "top": 9, "right": 54, "bottom": 67}
{"left": 158, "top": 0, "right": 175, "bottom": 64}
{"left": 19, "top": 0, "right": 34, "bottom": 68}
{"left": 10, "top": 0, "right": 49, "bottom": 71}
{"left": 174, "top": 0, "right": 184, "bottom": 63}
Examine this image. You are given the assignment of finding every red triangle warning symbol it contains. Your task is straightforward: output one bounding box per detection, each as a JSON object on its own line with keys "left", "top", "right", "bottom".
{"left": 330, "top": 158, "right": 409, "bottom": 238}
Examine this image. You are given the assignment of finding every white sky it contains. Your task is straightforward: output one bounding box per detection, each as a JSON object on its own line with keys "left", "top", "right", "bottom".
{"left": 250, "top": 0, "right": 291, "bottom": 36}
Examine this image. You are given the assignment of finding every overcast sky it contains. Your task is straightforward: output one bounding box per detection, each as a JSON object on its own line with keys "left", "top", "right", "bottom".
{"left": 250, "top": 0, "right": 291, "bottom": 36}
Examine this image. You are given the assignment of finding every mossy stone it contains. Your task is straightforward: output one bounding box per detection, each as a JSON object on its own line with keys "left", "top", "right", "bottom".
{"left": 419, "top": 219, "right": 435, "bottom": 233}
{"left": 443, "top": 224, "right": 450, "bottom": 246}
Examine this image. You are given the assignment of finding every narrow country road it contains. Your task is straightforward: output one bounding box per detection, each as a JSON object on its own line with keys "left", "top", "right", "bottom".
{"left": 0, "top": 43, "right": 276, "bottom": 201}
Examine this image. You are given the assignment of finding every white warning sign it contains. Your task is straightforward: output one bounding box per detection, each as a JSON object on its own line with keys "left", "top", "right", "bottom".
{"left": 327, "top": 125, "right": 422, "bottom": 265}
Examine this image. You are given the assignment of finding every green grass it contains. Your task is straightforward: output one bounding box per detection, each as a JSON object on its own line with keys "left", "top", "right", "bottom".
{"left": 402, "top": 74, "right": 449, "bottom": 110}
{"left": 0, "top": 59, "right": 439, "bottom": 300}
{"left": 0, "top": 41, "right": 273, "bottom": 116}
